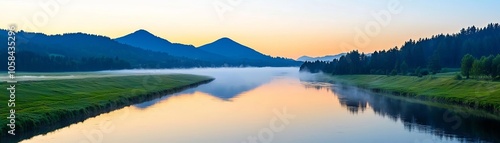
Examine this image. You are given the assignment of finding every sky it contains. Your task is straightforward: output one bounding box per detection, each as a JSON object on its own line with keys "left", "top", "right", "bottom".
{"left": 1, "top": 0, "right": 500, "bottom": 59}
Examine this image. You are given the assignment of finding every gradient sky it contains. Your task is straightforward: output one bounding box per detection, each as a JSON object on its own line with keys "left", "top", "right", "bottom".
{"left": 2, "top": 0, "right": 500, "bottom": 59}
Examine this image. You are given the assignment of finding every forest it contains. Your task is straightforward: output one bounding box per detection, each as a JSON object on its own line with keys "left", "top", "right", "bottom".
{"left": 460, "top": 54, "right": 500, "bottom": 79}
{"left": 1, "top": 51, "right": 131, "bottom": 72}
{"left": 300, "top": 23, "right": 500, "bottom": 79}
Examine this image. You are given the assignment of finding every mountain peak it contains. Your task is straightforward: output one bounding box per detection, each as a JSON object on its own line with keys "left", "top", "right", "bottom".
{"left": 134, "top": 29, "right": 149, "bottom": 33}
{"left": 117, "top": 29, "right": 171, "bottom": 44}
{"left": 199, "top": 37, "right": 271, "bottom": 60}
{"left": 298, "top": 56, "right": 312, "bottom": 59}
{"left": 215, "top": 37, "right": 237, "bottom": 43}
{"left": 220, "top": 37, "right": 231, "bottom": 40}
{"left": 131, "top": 29, "right": 155, "bottom": 36}
{"left": 210, "top": 37, "right": 248, "bottom": 48}
{"left": 297, "top": 53, "right": 347, "bottom": 62}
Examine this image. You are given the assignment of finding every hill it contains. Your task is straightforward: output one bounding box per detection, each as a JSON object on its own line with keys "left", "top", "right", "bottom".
{"left": 198, "top": 37, "right": 269, "bottom": 60}
{"left": 0, "top": 30, "right": 212, "bottom": 71}
{"left": 297, "top": 53, "right": 347, "bottom": 62}
{"left": 0, "top": 29, "right": 302, "bottom": 72}
{"left": 115, "top": 30, "right": 225, "bottom": 61}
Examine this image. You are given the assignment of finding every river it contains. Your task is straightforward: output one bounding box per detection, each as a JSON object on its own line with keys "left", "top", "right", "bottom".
{"left": 20, "top": 67, "right": 500, "bottom": 143}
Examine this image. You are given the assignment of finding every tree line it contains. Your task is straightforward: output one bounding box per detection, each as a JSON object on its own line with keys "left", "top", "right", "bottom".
{"left": 1, "top": 51, "right": 131, "bottom": 72}
{"left": 461, "top": 54, "right": 500, "bottom": 79}
{"left": 300, "top": 23, "right": 500, "bottom": 77}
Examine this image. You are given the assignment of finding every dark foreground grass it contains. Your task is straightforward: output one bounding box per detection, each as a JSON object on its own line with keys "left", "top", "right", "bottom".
{"left": 0, "top": 74, "right": 213, "bottom": 142}
{"left": 324, "top": 73, "right": 500, "bottom": 113}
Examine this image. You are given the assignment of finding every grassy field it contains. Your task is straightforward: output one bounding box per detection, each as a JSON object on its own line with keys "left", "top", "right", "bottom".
{"left": 322, "top": 73, "right": 500, "bottom": 113}
{"left": 0, "top": 74, "right": 213, "bottom": 142}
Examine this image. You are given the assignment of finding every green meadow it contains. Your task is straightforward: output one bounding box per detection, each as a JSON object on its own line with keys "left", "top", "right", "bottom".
{"left": 0, "top": 74, "right": 213, "bottom": 140}
{"left": 323, "top": 73, "right": 500, "bottom": 113}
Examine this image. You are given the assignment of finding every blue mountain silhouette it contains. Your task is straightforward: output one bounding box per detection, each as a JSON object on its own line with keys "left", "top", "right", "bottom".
{"left": 115, "top": 29, "right": 301, "bottom": 66}
{"left": 115, "top": 29, "right": 226, "bottom": 61}
{"left": 198, "top": 37, "right": 270, "bottom": 60}
{"left": 297, "top": 53, "right": 347, "bottom": 62}
{"left": 0, "top": 29, "right": 301, "bottom": 71}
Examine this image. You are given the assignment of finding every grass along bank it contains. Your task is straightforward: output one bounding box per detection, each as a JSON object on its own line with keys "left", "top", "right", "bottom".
{"left": 322, "top": 73, "right": 500, "bottom": 113}
{"left": 0, "top": 74, "right": 213, "bottom": 142}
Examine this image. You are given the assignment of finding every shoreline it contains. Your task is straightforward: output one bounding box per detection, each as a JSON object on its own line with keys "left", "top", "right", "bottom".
{"left": 0, "top": 75, "right": 214, "bottom": 143}
{"left": 321, "top": 74, "right": 500, "bottom": 114}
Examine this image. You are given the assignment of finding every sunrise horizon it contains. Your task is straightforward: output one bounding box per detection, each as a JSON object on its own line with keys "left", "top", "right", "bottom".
{"left": 2, "top": 0, "right": 499, "bottom": 59}
{"left": 3, "top": 1, "right": 500, "bottom": 143}
{"left": 5, "top": 22, "right": 497, "bottom": 60}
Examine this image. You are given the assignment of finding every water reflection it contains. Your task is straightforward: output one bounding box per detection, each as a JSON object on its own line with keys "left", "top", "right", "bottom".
{"left": 304, "top": 83, "right": 500, "bottom": 142}
{"left": 21, "top": 68, "right": 500, "bottom": 143}
{"left": 132, "top": 68, "right": 308, "bottom": 109}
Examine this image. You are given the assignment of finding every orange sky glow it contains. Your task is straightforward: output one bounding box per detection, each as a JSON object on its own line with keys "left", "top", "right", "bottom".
{"left": 1, "top": 0, "right": 499, "bottom": 59}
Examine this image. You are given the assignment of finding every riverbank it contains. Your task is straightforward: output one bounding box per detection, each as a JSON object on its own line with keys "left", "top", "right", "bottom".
{"left": 322, "top": 73, "right": 500, "bottom": 113}
{"left": 0, "top": 74, "right": 214, "bottom": 143}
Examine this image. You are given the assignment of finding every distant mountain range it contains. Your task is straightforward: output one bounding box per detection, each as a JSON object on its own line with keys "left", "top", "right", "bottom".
{"left": 115, "top": 30, "right": 284, "bottom": 61}
{"left": 115, "top": 30, "right": 225, "bottom": 61}
{"left": 0, "top": 29, "right": 301, "bottom": 72}
{"left": 114, "top": 29, "right": 301, "bottom": 67}
{"left": 198, "top": 37, "right": 270, "bottom": 60}
{"left": 297, "top": 53, "right": 347, "bottom": 62}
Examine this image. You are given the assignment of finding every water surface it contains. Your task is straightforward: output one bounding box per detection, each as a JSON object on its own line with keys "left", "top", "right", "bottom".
{"left": 21, "top": 68, "right": 500, "bottom": 143}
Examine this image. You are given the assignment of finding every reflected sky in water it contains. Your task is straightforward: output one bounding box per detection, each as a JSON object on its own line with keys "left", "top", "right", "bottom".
{"left": 22, "top": 68, "right": 500, "bottom": 143}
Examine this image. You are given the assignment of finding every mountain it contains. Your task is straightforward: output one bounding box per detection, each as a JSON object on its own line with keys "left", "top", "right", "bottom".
{"left": 116, "top": 30, "right": 300, "bottom": 66}
{"left": 197, "top": 37, "right": 302, "bottom": 66}
{"left": 198, "top": 37, "right": 270, "bottom": 60}
{"left": 1, "top": 29, "right": 302, "bottom": 72}
{"left": 115, "top": 29, "right": 225, "bottom": 61}
{"left": 0, "top": 29, "right": 213, "bottom": 71}
{"left": 297, "top": 53, "right": 347, "bottom": 62}
{"left": 115, "top": 29, "right": 172, "bottom": 51}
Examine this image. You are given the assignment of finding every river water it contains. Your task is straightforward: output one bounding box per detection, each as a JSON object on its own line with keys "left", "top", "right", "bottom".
{"left": 20, "top": 67, "right": 500, "bottom": 143}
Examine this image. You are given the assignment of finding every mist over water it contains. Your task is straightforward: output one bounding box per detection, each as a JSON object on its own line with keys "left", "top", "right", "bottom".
{"left": 0, "top": 67, "right": 316, "bottom": 81}
{"left": 19, "top": 67, "right": 500, "bottom": 143}
{"left": 105, "top": 67, "right": 319, "bottom": 99}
